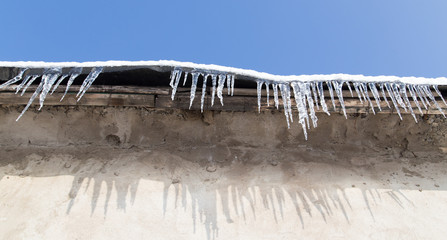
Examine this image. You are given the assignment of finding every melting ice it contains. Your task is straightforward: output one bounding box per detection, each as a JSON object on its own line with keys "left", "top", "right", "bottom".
{"left": 1, "top": 62, "right": 446, "bottom": 140}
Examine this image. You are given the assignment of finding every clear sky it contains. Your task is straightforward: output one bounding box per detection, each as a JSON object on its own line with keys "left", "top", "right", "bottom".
{"left": 1, "top": 0, "right": 447, "bottom": 77}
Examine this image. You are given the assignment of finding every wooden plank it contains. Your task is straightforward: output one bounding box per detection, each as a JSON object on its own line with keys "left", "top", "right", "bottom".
{"left": 0, "top": 92, "right": 155, "bottom": 107}
{"left": 155, "top": 92, "right": 447, "bottom": 115}
{"left": 0, "top": 85, "right": 169, "bottom": 95}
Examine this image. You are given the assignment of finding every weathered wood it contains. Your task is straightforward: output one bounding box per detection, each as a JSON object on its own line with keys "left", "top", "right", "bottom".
{"left": 0, "top": 85, "right": 445, "bottom": 115}
{"left": 0, "top": 92, "right": 155, "bottom": 107}
{"left": 0, "top": 85, "right": 169, "bottom": 95}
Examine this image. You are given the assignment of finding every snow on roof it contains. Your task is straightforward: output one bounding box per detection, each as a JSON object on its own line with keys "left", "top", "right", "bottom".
{"left": 0, "top": 60, "right": 446, "bottom": 85}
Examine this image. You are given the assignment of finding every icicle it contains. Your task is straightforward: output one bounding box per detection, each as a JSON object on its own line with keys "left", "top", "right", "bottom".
{"left": 291, "top": 83, "right": 308, "bottom": 140}
{"left": 273, "top": 83, "right": 279, "bottom": 109}
{"left": 217, "top": 74, "right": 226, "bottom": 106}
{"left": 353, "top": 83, "right": 364, "bottom": 103}
{"left": 0, "top": 68, "right": 28, "bottom": 89}
{"left": 189, "top": 72, "right": 200, "bottom": 109}
{"left": 310, "top": 82, "right": 319, "bottom": 110}
{"left": 407, "top": 85, "right": 423, "bottom": 115}
{"left": 360, "top": 83, "right": 375, "bottom": 114}
{"left": 265, "top": 82, "right": 270, "bottom": 106}
{"left": 391, "top": 84, "right": 407, "bottom": 112}
{"left": 15, "top": 75, "right": 31, "bottom": 94}
{"left": 326, "top": 81, "right": 336, "bottom": 111}
{"left": 433, "top": 85, "right": 447, "bottom": 108}
{"left": 21, "top": 75, "right": 39, "bottom": 96}
{"left": 317, "top": 82, "right": 330, "bottom": 115}
{"left": 169, "top": 70, "right": 176, "bottom": 87}
{"left": 379, "top": 83, "right": 391, "bottom": 109}
{"left": 391, "top": 83, "right": 408, "bottom": 112}
{"left": 414, "top": 85, "right": 428, "bottom": 110}
{"left": 16, "top": 81, "right": 44, "bottom": 121}
{"left": 399, "top": 84, "right": 417, "bottom": 122}
{"left": 368, "top": 83, "right": 382, "bottom": 112}
{"left": 76, "top": 67, "right": 103, "bottom": 101}
{"left": 226, "top": 74, "right": 231, "bottom": 95}
{"left": 230, "top": 75, "right": 235, "bottom": 96}
{"left": 210, "top": 74, "right": 217, "bottom": 106}
{"left": 51, "top": 74, "right": 69, "bottom": 95}
{"left": 39, "top": 67, "right": 62, "bottom": 110}
{"left": 333, "top": 81, "right": 347, "bottom": 118}
{"left": 201, "top": 74, "right": 209, "bottom": 112}
{"left": 256, "top": 81, "right": 263, "bottom": 112}
{"left": 279, "top": 84, "right": 292, "bottom": 128}
{"left": 61, "top": 67, "right": 82, "bottom": 101}
{"left": 346, "top": 82, "right": 354, "bottom": 97}
{"left": 422, "top": 85, "right": 445, "bottom": 117}
{"left": 183, "top": 72, "right": 189, "bottom": 86}
{"left": 385, "top": 83, "right": 403, "bottom": 120}
{"left": 304, "top": 83, "right": 318, "bottom": 127}
{"left": 170, "top": 69, "right": 182, "bottom": 100}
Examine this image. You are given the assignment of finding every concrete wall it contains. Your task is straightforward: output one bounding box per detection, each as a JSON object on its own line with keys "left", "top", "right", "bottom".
{"left": 0, "top": 106, "right": 446, "bottom": 239}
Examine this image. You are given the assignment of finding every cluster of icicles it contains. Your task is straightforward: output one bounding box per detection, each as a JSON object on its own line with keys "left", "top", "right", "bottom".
{"left": 1, "top": 66, "right": 446, "bottom": 140}
{"left": 0, "top": 67, "right": 103, "bottom": 121}
{"left": 170, "top": 68, "right": 446, "bottom": 140}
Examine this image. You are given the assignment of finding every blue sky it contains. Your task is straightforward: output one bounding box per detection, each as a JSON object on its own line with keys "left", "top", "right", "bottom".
{"left": 1, "top": 0, "right": 447, "bottom": 77}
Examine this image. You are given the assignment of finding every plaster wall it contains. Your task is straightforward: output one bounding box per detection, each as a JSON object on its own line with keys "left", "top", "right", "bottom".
{"left": 0, "top": 106, "right": 446, "bottom": 239}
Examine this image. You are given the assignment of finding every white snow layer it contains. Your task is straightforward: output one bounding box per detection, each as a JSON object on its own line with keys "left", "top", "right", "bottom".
{"left": 0, "top": 60, "right": 446, "bottom": 140}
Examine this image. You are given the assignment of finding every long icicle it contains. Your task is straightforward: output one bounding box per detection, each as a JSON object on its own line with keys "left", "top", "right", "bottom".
{"left": 76, "top": 67, "right": 103, "bottom": 101}
{"left": 61, "top": 67, "right": 82, "bottom": 101}
{"left": 0, "top": 68, "right": 28, "bottom": 89}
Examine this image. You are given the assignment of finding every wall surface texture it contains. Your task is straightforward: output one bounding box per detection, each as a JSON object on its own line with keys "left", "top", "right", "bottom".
{"left": 0, "top": 106, "right": 446, "bottom": 239}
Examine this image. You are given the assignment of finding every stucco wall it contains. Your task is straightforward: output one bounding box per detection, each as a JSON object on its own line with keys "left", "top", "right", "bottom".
{"left": 0, "top": 106, "right": 446, "bottom": 239}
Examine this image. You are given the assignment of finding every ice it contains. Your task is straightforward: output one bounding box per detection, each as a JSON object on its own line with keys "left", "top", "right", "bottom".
{"left": 407, "top": 84, "right": 423, "bottom": 115}
{"left": 0, "top": 68, "right": 28, "bottom": 89}
{"left": 21, "top": 75, "right": 39, "bottom": 96}
{"left": 433, "top": 85, "right": 447, "bottom": 107}
{"left": 226, "top": 75, "right": 231, "bottom": 95}
{"left": 304, "top": 83, "right": 318, "bottom": 127}
{"left": 16, "top": 81, "right": 44, "bottom": 121}
{"left": 15, "top": 75, "right": 31, "bottom": 94}
{"left": 379, "top": 83, "right": 391, "bottom": 109}
{"left": 360, "top": 83, "right": 375, "bottom": 114}
{"left": 273, "top": 83, "right": 279, "bottom": 109}
{"left": 384, "top": 83, "right": 403, "bottom": 120}
{"left": 422, "top": 85, "right": 445, "bottom": 117}
{"left": 2, "top": 60, "right": 446, "bottom": 140}
{"left": 279, "top": 84, "right": 293, "bottom": 129}
{"left": 217, "top": 74, "right": 226, "bottom": 106}
{"left": 291, "top": 82, "right": 308, "bottom": 140}
{"left": 353, "top": 82, "right": 364, "bottom": 103}
{"left": 332, "top": 81, "right": 346, "bottom": 118}
{"left": 201, "top": 74, "right": 209, "bottom": 112}
{"left": 51, "top": 74, "right": 69, "bottom": 95}
{"left": 326, "top": 81, "right": 336, "bottom": 110}
{"left": 76, "top": 67, "right": 103, "bottom": 101}
{"left": 61, "top": 67, "right": 83, "bottom": 101}
{"left": 399, "top": 83, "right": 417, "bottom": 121}
{"left": 310, "top": 82, "right": 319, "bottom": 110}
{"left": 256, "top": 81, "right": 263, "bottom": 112}
{"left": 368, "top": 83, "right": 382, "bottom": 112}
{"left": 189, "top": 72, "right": 200, "bottom": 109}
{"left": 39, "top": 67, "right": 62, "bottom": 109}
{"left": 170, "top": 68, "right": 182, "bottom": 100}
{"left": 316, "top": 82, "right": 330, "bottom": 115}
{"left": 265, "top": 82, "right": 270, "bottom": 106}
{"left": 211, "top": 74, "right": 217, "bottom": 106}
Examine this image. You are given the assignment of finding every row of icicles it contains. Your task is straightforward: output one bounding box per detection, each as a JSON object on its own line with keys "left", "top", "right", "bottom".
{"left": 0, "top": 66, "right": 446, "bottom": 140}
{"left": 0, "top": 67, "right": 103, "bottom": 121}
{"left": 169, "top": 68, "right": 446, "bottom": 140}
